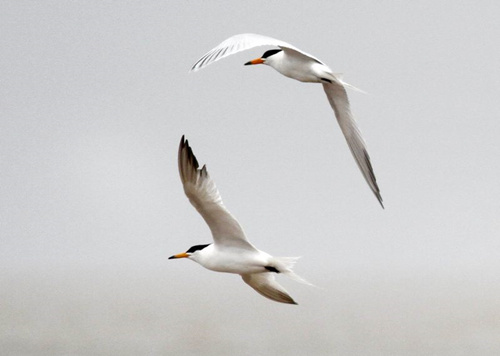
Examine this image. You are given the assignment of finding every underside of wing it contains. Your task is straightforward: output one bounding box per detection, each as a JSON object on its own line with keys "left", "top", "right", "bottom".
{"left": 241, "top": 273, "right": 297, "bottom": 305}
{"left": 190, "top": 33, "right": 321, "bottom": 72}
{"left": 178, "top": 136, "right": 257, "bottom": 250}
{"left": 322, "top": 82, "right": 384, "bottom": 207}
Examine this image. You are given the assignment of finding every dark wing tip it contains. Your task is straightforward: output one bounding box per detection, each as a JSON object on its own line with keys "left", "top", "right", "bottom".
{"left": 186, "top": 142, "right": 199, "bottom": 169}
{"left": 281, "top": 294, "right": 298, "bottom": 305}
{"left": 179, "top": 136, "right": 198, "bottom": 168}
{"left": 179, "top": 135, "right": 187, "bottom": 155}
{"left": 361, "top": 148, "right": 384, "bottom": 209}
{"left": 201, "top": 164, "right": 208, "bottom": 177}
{"left": 190, "top": 62, "right": 201, "bottom": 72}
{"left": 178, "top": 135, "right": 187, "bottom": 183}
{"left": 378, "top": 193, "right": 384, "bottom": 209}
{"left": 178, "top": 135, "right": 207, "bottom": 182}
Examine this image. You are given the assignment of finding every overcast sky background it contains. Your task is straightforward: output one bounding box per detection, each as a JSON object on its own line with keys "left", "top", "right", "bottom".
{"left": 1, "top": 1, "right": 500, "bottom": 355}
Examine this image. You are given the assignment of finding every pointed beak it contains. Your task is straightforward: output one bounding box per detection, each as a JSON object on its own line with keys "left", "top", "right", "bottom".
{"left": 168, "top": 252, "right": 189, "bottom": 260}
{"left": 244, "top": 57, "right": 264, "bottom": 66}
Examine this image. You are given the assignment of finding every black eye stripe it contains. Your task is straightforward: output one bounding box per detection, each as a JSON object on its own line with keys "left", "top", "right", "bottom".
{"left": 261, "top": 49, "right": 282, "bottom": 59}
{"left": 186, "top": 244, "right": 211, "bottom": 253}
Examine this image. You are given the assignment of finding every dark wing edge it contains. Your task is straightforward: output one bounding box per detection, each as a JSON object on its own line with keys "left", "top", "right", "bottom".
{"left": 177, "top": 136, "right": 257, "bottom": 249}
{"left": 322, "top": 82, "right": 384, "bottom": 208}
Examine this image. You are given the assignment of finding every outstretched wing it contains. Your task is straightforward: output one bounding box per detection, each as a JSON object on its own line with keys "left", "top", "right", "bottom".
{"left": 190, "top": 33, "right": 323, "bottom": 72}
{"left": 178, "top": 136, "right": 257, "bottom": 250}
{"left": 241, "top": 273, "right": 297, "bottom": 305}
{"left": 322, "top": 81, "right": 384, "bottom": 207}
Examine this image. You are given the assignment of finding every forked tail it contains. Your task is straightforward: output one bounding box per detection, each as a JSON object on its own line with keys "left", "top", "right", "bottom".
{"left": 273, "top": 256, "right": 313, "bottom": 286}
{"left": 331, "top": 73, "right": 368, "bottom": 94}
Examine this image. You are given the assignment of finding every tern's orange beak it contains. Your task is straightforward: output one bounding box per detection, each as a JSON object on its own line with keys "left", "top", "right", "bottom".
{"left": 244, "top": 57, "right": 264, "bottom": 66}
{"left": 168, "top": 252, "right": 189, "bottom": 259}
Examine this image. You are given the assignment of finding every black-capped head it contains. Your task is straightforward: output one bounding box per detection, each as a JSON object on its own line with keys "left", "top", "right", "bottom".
{"left": 244, "top": 48, "right": 282, "bottom": 66}
{"left": 186, "top": 244, "right": 211, "bottom": 254}
{"left": 261, "top": 49, "right": 283, "bottom": 59}
{"left": 169, "top": 243, "right": 211, "bottom": 259}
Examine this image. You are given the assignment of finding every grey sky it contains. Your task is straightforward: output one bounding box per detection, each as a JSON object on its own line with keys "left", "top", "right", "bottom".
{"left": 1, "top": 1, "right": 499, "bottom": 354}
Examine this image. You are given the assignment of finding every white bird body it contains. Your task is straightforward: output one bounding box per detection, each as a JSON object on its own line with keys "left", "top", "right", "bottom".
{"left": 169, "top": 136, "right": 309, "bottom": 304}
{"left": 191, "top": 244, "right": 271, "bottom": 274}
{"left": 191, "top": 33, "right": 383, "bottom": 207}
{"left": 265, "top": 50, "right": 331, "bottom": 83}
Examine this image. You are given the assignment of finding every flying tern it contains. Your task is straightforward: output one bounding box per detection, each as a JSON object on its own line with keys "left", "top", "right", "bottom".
{"left": 191, "top": 33, "right": 383, "bottom": 208}
{"left": 169, "top": 136, "right": 310, "bottom": 305}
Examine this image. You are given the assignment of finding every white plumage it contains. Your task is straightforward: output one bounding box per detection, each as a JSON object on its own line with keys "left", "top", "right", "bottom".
{"left": 169, "top": 136, "right": 310, "bottom": 305}
{"left": 191, "top": 33, "right": 383, "bottom": 208}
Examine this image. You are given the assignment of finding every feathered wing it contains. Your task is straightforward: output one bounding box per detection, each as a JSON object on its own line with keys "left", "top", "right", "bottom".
{"left": 190, "top": 33, "right": 322, "bottom": 72}
{"left": 322, "top": 81, "right": 384, "bottom": 207}
{"left": 241, "top": 273, "right": 297, "bottom": 305}
{"left": 178, "top": 136, "right": 257, "bottom": 250}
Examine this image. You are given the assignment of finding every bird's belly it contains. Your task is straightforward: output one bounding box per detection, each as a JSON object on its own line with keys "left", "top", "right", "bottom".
{"left": 204, "top": 251, "right": 267, "bottom": 274}
{"left": 278, "top": 68, "right": 320, "bottom": 83}
{"left": 273, "top": 58, "right": 324, "bottom": 83}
